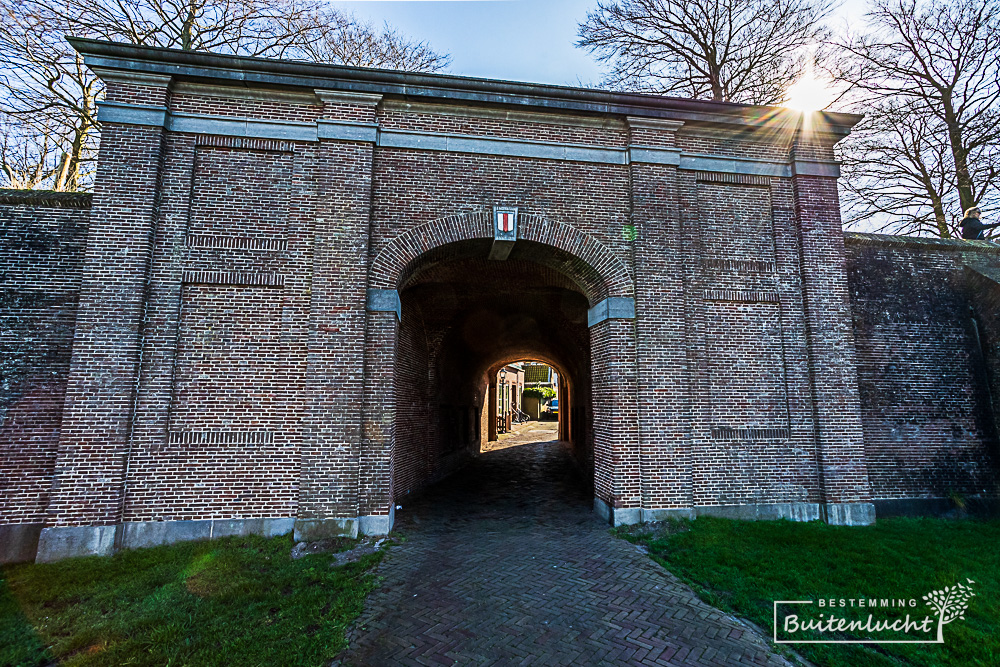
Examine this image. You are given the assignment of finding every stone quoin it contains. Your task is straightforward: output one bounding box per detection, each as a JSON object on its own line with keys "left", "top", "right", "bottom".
{"left": 1, "top": 39, "right": 998, "bottom": 563}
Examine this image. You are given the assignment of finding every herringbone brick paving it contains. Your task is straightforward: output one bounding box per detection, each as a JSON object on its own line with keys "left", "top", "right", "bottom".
{"left": 335, "top": 431, "right": 794, "bottom": 666}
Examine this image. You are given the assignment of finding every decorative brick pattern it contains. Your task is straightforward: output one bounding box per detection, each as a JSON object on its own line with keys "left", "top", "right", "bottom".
{"left": 703, "top": 289, "right": 780, "bottom": 303}
{"left": 166, "top": 431, "right": 275, "bottom": 446}
{"left": 712, "top": 427, "right": 790, "bottom": 441}
{"left": 702, "top": 258, "right": 776, "bottom": 273}
{"left": 694, "top": 171, "right": 772, "bottom": 186}
{"left": 180, "top": 271, "right": 284, "bottom": 286}
{"left": 194, "top": 135, "right": 295, "bottom": 153}
{"left": 185, "top": 235, "right": 288, "bottom": 251}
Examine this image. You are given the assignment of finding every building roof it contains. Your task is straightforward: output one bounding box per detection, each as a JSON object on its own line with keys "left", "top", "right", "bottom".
{"left": 524, "top": 364, "right": 552, "bottom": 383}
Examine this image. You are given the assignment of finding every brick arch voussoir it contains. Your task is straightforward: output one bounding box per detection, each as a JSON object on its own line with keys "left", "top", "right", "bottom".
{"left": 370, "top": 209, "right": 633, "bottom": 305}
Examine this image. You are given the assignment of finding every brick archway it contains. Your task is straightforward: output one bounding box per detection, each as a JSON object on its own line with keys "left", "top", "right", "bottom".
{"left": 358, "top": 210, "right": 640, "bottom": 536}
{"left": 369, "top": 209, "right": 634, "bottom": 305}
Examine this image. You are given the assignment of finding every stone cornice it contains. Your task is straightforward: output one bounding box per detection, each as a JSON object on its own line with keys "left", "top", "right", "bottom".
{"left": 69, "top": 37, "right": 861, "bottom": 143}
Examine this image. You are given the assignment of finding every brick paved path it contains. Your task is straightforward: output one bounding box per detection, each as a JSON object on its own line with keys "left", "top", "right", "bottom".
{"left": 334, "top": 439, "right": 793, "bottom": 666}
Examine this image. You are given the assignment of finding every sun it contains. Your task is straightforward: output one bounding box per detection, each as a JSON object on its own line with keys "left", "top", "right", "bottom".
{"left": 783, "top": 72, "right": 835, "bottom": 112}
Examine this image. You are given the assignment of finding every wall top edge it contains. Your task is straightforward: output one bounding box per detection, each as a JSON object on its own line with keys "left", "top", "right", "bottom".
{"left": 845, "top": 232, "right": 1000, "bottom": 255}
{"left": 69, "top": 38, "right": 861, "bottom": 141}
{"left": 0, "top": 189, "right": 93, "bottom": 209}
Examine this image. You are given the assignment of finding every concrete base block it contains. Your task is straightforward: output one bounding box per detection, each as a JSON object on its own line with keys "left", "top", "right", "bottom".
{"left": 211, "top": 517, "right": 295, "bottom": 538}
{"left": 593, "top": 498, "right": 643, "bottom": 526}
{"left": 36, "top": 525, "right": 118, "bottom": 563}
{"left": 639, "top": 508, "right": 695, "bottom": 522}
{"left": 294, "top": 518, "right": 359, "bottom": 541}
{"left": 359, "top": 506, "right": 395, "bottom": 536}
{"left": 0, "top": 524, "right": 43, "bottom": 564}
{"left": 824, "top": 502, "right": 876, "bottom": 526}
{"left": 597, "top": 500, "right": 827, "bottom": 526}
{"left": 120, "top": 518, "right": 297, "bottom": 550}
{"left": 695, "top": 502, "right": 822, "bottom": 522}
{"left": 123, "top": 520, "right": 211, "bottom": 549}
{"left": 32, "top": 519, "right": 298, "bottom": 560}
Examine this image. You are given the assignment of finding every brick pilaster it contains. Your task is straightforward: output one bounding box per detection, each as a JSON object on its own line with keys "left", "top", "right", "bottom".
{"left": 358, "top": 310, "right": 398, "bottom": 533}
{"left": 37, "top": 79, "right": 169, "bottom": 560}
{"left": 628, "top": 118, "right": 693, "bottom": 516}
{"left": 590, "top": 318, "right": 641, "bottom": 523}
{"left": 296, "top": 92, "right": 380, "bottom": 541}
{"left": 793, "top": 162, "right": 875, "bottom": 524}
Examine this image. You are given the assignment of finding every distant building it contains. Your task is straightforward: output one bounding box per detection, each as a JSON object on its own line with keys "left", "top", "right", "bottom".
{"left": 496, "top": 364, "right": 524, "bottom": 434}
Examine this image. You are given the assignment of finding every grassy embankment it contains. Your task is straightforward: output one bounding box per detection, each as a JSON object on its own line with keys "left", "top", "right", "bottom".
{"left": 1, "top": 534, "right": 384, "bottom": 667}
{"left": 616, "top": 516, "right": 999, "bottom": 667}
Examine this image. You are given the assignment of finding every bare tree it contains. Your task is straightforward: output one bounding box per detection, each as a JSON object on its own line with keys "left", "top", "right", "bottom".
{"left": 0, "top": 0, "right": 102, "bottom": 190}
{"left": 22, "top": 0, "right": 326, "bottom": 57}
{"left": 835, "top": 0, "right": 1000, "bottom": 227}
{"left": 839, "top": 100, "right": 959, "bottom": 236}
{"left": 577, "top": 0, "right": 834, "bottom": 104}
{"left": 0, "top": 113, "right": 60, "bottom": 189}
{"left": 297, "top": 12, "right": 449, "bottom": 72}
{"left": 0, "top": 0, "right": 449, "bottom": 191}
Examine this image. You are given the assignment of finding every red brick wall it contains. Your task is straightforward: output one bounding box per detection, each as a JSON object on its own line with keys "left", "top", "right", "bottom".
{"left": 0, "top": 201, "right": 89, "bottom": 525}
{"left": 846, "top": 236, "right": 1000, "bottom": 503}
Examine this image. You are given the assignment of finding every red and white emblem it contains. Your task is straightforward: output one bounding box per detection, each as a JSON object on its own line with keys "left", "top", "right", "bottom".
{"left": 497, "top": 211, "right": 514, "bottom": 233}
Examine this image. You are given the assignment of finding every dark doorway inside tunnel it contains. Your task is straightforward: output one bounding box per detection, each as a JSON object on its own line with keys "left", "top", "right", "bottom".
{"left": 391, "top": 239, "right": 594, "bottom": 506}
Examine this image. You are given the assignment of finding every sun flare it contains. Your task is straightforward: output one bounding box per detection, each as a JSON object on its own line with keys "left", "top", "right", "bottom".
{"left": 783, "top": 72, "right": 835, "bottom": 112}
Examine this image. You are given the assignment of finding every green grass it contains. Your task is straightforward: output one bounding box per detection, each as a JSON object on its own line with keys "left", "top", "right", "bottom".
{"left": 615, "top": 517, "right": 1000, "bottom": 667}
{"left": 0, "top": 534, "right": 385, "bottom": 667}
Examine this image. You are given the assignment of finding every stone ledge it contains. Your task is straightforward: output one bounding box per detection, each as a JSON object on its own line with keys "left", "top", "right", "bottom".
{"left": 598, "top": 502, "right": 878, "bottom": 525}
{"left": 845, "top": 232, "right": 1000, "bottom": 254}
{"left": 0, "top": 189, "right": 93, "bottom": 209}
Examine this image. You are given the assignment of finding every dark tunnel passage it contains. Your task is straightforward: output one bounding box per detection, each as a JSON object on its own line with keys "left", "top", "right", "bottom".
{"left": 392, "top": 239, "right": 594, "bottom": 504}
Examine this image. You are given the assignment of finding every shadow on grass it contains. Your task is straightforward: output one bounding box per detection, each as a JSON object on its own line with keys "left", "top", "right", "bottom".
{"left": 0, "top": 573, "right": 52, "bottom": 667}
{"left": 0, "top": 533, "right": 385, "bottom": 667}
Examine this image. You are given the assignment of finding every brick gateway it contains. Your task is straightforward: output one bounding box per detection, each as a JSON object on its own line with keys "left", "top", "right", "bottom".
{"left": 2, "top": 39, "right": 998, "bottom": 563}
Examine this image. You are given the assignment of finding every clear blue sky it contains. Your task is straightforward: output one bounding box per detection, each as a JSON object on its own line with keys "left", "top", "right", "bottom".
{"left": 330, "top": 0, "right": 869, "bottom": 87}
{"left": 329, "top": 0, "right": 606, "bottom": 86}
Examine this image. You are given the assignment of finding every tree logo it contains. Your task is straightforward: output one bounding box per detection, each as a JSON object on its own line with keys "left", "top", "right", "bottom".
{"left": 923, "top": 579, "right": 976, "bottom": 644}
{"left": 774, "top": 579, "right": 976, "bottom": 644}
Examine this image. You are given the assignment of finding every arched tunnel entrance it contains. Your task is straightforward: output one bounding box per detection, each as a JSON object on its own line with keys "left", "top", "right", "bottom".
{"left": 391, "top": 238, "right": 594, "bottom": 506}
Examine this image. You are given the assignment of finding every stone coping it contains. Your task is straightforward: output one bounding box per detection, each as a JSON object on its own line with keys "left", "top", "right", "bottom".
{"left": 0, "top": 189, "right": 92, "bottom": 209}
{"left": 845, "top": 231, "right": 1000, "bottom": 254}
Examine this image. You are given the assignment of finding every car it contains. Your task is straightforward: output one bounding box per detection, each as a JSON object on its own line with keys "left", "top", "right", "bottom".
{"left": 550, "top": 398, "right": 558, "bottom": 415}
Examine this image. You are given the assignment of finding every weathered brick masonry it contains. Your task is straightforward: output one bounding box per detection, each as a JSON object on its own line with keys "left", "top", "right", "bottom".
{"left": 0, "top": 192, "right": 90, "bottom": 563}
{"left": 845, "top": 234, "right": 1000, "bottom": 515}
{"left": 1, "top": 38, "right": 997, "bottom": 562}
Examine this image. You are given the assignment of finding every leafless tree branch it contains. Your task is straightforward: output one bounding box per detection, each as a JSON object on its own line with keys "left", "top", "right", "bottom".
{"left": 577, "top": 0, "right": 834, "bottom": 104}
